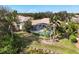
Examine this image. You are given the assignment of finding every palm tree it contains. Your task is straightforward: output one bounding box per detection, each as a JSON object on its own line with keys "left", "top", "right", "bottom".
{"left": 49, "top": 15, "right": 61, "bottom": 42}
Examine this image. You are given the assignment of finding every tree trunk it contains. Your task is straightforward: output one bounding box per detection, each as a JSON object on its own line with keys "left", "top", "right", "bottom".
{"left": 52, "top": 24, "right": 56, "bottom": 42}
{"left": 50, "top": 31, "right": 52, "bottom": 40}
{"left": 9, "top": 25, "right": 13, "bottom": 38}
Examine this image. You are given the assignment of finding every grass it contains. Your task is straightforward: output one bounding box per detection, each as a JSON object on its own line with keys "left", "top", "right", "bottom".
{"left": 15, "top": 31, "right": 79, "bottom": 54}
{"left": 55, "top": 39, "right": 79, "bottom": 53}
{"left": 24, "top": 39, "right": 79, "bottom": 54}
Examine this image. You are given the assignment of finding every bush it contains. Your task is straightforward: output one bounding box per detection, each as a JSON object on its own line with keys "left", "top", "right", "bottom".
{"left": 69, "top": 34, "right": 77, "bottom": 43}
{"left": 0, "top": 34, "right": 25, "bottom": 54}
{"left": 32, "top": 32, "right": 40, "bottom": 36}
{"left": 24, "top": 20, "right": 32, "bottom": 32}
{"left": 0, "top": 35, "right": 17, "bottom": 53}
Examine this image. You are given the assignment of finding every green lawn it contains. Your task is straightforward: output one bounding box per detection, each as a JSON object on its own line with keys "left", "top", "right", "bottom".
{"left": 24, "top": 39, "right": 79, "bottom": 54}
{"left": 15, "top": 31, "right": 79, "bottom": 54}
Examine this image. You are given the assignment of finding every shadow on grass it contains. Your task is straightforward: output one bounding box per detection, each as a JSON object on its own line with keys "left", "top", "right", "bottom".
{"left": 14, "top": 32, "right": 40, "bottom": 53}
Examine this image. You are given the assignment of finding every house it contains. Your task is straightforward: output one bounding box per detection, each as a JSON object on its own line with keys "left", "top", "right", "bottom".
{"left": 31, "top": 18, "right": 50, "bottom": 32}
{"left": 12, "top": 15, "right": 50, "bottom": 32}
{"left": 16, "top": 15, "right": 33, "bottom": 30}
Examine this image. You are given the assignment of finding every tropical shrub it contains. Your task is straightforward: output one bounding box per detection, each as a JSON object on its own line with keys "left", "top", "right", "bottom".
{"left": 24, "top": 20, "right": 32, "bottom": 32}
{"left": 0, "top": 34, "right": 17, "bottom": 53}
{"left": 69, "top": 34, "right": 77, "bottom": 43}
{"left": 0, "top": 6, "right": 25, "bottom": 53}
{"left": 0, "top": 34, "right": 25, "bottom": 54}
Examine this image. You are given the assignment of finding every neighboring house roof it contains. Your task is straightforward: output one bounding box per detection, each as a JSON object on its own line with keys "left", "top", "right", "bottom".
{"left": 17, "top": 15, "right": 32, "bottom": 23}
{"left": 32, "top": 18, "right": 50, "bottom": 25}
{"left": 72, "top": 15, "right": 79, "bottom": 23}
{"left": 75, "top": 15, "right": 79, "bottom": 18}
{"left": 31, "top": 18, "right": 50, "bottom": 32}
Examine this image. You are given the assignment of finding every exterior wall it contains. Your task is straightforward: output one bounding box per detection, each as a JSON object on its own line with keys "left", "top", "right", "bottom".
{"left": 17, "top": 22, "right": 24, "bottom": 30}
{"left": 12, "top": 22, "right": 19, "bottom": 31}
{"left": 16, "top": 15, "right": 33, "bottom": 31}
{"left": 19, "top": 24, "right": 23, "bottom": 30}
